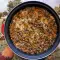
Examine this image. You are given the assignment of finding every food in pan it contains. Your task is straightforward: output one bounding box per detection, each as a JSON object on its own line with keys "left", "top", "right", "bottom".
{"left": 9, "top": 7, "right": 57, "bottom": 54}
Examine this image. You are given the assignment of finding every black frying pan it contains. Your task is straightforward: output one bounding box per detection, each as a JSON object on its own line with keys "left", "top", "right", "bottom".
{"left": 4, "top": 1, "right": 60, "bottom": 60}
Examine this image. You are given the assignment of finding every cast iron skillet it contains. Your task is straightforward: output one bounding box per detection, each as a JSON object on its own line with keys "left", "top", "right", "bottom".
{"left": 4, "top": 1, "right": 60, "bottom": 60}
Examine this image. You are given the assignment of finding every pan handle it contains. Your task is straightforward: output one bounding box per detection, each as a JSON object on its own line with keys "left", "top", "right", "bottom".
{"left": 29, "top": 58, "right": 45, "bottom": 60}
